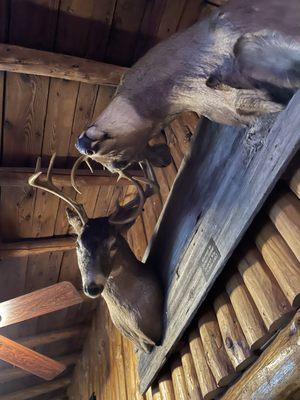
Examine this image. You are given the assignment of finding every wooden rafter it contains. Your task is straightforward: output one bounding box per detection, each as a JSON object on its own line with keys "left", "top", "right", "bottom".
{"left": 0, "top": 236, "right": 75, "bottom": 258}
{"left": 0, "top": 376, "right": 71, "bottom": 400}
{"left": 0, "top": 282, "right": 82, "bottom": 328}
{"left": 18, "top": 325, "right": 87, "bottom": 349}
{"left": 0, "top": 335, "right": 66, "bottom": 381}
{"left": 0, "top": 166, "right": 143, "bottom": 187}
{"left": 0, "top": 353, "right": 79, "bottom": 384}
{"left": 0, "top": 44, "right": 128, "bottom": 85}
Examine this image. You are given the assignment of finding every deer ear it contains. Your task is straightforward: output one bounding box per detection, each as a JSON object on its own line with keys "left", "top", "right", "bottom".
{"left": 66, "top": 208, "right": 84, "bottom": 235}
{"left": 144, "top": 143, "right": 171, "bottom": 168}
{"left": 109, "top": 218, "right": 135, "bottom": 235}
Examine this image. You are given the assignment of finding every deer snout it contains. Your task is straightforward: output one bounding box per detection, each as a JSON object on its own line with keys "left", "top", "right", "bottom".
{"left": 76, "top": 132, "right": 97, "bottom": 156}
{"left": 83, "top": 282, "right": 103, "bottom": 298}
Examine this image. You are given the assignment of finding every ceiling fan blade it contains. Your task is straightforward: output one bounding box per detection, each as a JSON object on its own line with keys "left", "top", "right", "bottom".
{"left": 0, "top": 335, "right": 66, "bottom": 380}
{"left": 0, "top": 282, "right": 83, "bottom": 328}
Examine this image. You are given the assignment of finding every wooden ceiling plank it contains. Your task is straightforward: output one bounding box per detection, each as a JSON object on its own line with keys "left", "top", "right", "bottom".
{"left": 0, "top": 0, "right": 9, "bottom": 157}
{"left": 0, "top": 335, "right": 66, "bottom": 381}
{"left": 133, "top": 0, "right": 168, "bottom": 61}
{"left": 156, "top": 0, "right": 187, "bottom": 41}
{"left": 85, "top": 0, "right": 118, "bottom": 62}
{"left": 0, "top": 0, "right": 61, "bottom": 341}
{"left": 0, "top": 376, "right": 71, "bottom": 400}
{"left": 177, "top": 0, "right": 206, "bottom": 31}
{"left": 0, "top": 282, "right": 82, "bottom": 328}
{"left": 54, "top": 0, "right": 94, "bottom": 59}
{"left": 0, "top": 353, "right": 79, "bottom": 384}
{"left": 0, "top": 44, "right": 126, "bottom": 86}
{"left": 31, "top": 0, "right": 94, "bottom": 336}
{"left": 105, "top": 0, "right": 148, "bottom": 67}
{"left": 92, "top": 85, "right": 116, "bottom": 122}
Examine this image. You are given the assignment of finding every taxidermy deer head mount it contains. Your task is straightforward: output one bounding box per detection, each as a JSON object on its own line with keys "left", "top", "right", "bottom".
{"left": 28, "top": 154, "right": 163, "bottom": 352}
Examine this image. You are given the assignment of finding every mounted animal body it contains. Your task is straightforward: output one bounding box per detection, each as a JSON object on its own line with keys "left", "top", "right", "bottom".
{"left": 76, "top": 0, "right": 300, "bottom": 171}
{"left": 28, "top": 155, "right": 163, "bottom": 352}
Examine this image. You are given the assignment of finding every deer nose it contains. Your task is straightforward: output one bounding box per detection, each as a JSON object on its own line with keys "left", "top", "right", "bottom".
{"left": 76, "top": 133, "right": 96, "bottom": 156}
{"left": 84, "top": 283, "right": 102, "bottom": 298}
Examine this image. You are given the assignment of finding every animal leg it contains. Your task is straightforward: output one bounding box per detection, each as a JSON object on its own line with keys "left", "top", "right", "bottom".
{"left": 235, "top": 89, "right": 284, "bottom": 116}
{"left": 234, "top": 31, "right": 300, "bottom": 90}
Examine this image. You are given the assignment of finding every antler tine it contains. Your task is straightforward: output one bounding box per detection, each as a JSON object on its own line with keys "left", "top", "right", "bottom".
{"left": 71, "top": 155, "right": 94, "bottom": 194}
{"left": 35, "top": 156, "right": 42, "bottom": 173}
{"left": 46, "top": 153, "right": 56, "bottom": 182}
{"left": 109, "top": 170, "right": 145, "bottom": 225}
{"left": 134, "top": 160, "right": 159, "bottom": 196}
{"left": 109, "top": 160, "right": 159, "bottom": 226}
{"left": 28, "top": 154, "right": 88, "bottom": 225}
{"left": 144, "top": 159, "right": 159, "bottom": 195}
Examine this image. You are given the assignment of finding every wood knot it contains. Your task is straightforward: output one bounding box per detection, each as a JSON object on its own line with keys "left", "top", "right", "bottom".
{"left": 225, "top": 337, "right": 233, "bottom": 348}
{"left": 3, "top": 120, "right": 12, "bottom": 129}
{"left": 185, "top": 132, "right": 192, "bottom": 143}
{"left": 289, "top": 320, "right": 298, "bottom": 336}
{"left": 25, "top": 214, "right": 31, "bottom": 221}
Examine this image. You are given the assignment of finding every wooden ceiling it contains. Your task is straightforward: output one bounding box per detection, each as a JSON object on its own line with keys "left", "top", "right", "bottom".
{"left": 0, "top": 0, "right": 219, "bottom": 398}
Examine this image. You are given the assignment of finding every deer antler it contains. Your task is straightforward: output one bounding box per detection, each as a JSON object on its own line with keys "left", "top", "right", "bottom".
{"left": 71, "top": 155, "right": 94, "bottom": 194}
{"left": 108, "top": 160, "right": 159, "bottom": 226}
{"left": 28, "top": 154, "right": 88, "bottom": 225}
{"left": 71, "top": 154, "right": 159, "bottom": 226}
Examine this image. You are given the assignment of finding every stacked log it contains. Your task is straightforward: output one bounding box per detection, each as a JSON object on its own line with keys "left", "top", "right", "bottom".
{"left": 213, "top": 293, "right": 255, "bottom": 371}
{"left": 237, "top": 248, "right": 292, "bottom": 332}
{"left": 171, "top": 358, "right": 190, "bottom": 400}
{"left": 221, "top": 310, "right": 300, "bottom": 400}
{"left": 198, "top": 310, "right": 236, "bottom": 387}
{"left": 188, "top": 329, "right": 221, "bottom": 400}
{"left": 225, "top": 273, "right": 268, "bottom": 350}
{"left": 180, "top": 345, "right": 202, "bottom": 400}
{"left": 158, "top": 374, "right": 175, "bottom": 400}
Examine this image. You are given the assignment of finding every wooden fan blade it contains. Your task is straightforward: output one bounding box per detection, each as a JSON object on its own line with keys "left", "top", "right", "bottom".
{"left": 0, "top": 335, "right": 66, "bottom": 380}
{"left": 0, "top": 282, "right": 82, "bottom": 328}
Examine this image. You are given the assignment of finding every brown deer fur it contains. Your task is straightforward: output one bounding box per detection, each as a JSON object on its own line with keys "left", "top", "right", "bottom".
{"left": 76, "top": 0, "right": 300, "bottom": 171}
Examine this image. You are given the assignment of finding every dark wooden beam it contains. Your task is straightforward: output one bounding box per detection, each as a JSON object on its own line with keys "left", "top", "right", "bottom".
{"left": 222, "top": 311, "right": 300, "bottom": 399}
{"left": 139, "top": 91, "right": 300, "bottom": 393}
{"left": 18, "top": 325, "right": 87, "bottom": 349}
{"left": 0, "top": 376, "right": 71, "bottom": 400}
{"left": 0, "top": 236, "right": 75, "bottom": 258}
{"left": 0, "top": 353, "right": 79, "bottom": 384}
{"left": 0, "top": 167, "right": 143, "bottom": 187}
{"left": 0, "top": 44, "right": 128, "bottom": 86}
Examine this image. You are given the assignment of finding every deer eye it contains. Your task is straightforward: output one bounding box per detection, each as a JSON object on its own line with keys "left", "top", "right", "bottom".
{"left": 102, "top": 132, "right": 111, "bottom": 141}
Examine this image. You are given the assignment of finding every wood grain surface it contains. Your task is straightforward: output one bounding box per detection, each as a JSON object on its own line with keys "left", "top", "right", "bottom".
{"left": 0, "top": 44, "right": 127, "bottom": 85}
{"left": 0, "top": 282, "right": 82, "bottom": 328}
{"left": 0, "top": 335, "right": 66, "bottom": 380}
